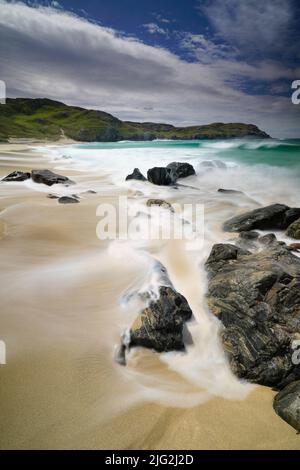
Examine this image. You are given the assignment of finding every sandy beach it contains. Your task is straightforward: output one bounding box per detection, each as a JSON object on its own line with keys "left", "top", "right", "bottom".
{"left": 0, "top": 142, "right": 299, "bottom": 450}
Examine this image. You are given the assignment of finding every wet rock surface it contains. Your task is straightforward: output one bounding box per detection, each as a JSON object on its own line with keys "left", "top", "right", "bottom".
{"left": 147, "top": 166, "right": 178, "bottom": 186}
{"left": 58, "top": 196, "right": 80, "bottom": 204}
{"left": 2, "top": 171, "right": 31, "bottom": 182}
{"left": 31, "top": 169, "right": 75, "bottom": 186}
{"left": 146, "top": 199, "right": 174, "bottom": 211}
{"left": 205, "top": 239, "right": 300, "bottom": 388}
{"left": 166, "top": 162, "right": 195, "bottom": 179}
{"left": 224, "top": 204, "right": 300, "bottom": 232}
{"left": 273, "top": 381, "right": 300, "bottom": 432}
{"left": 286, "top": 218, "right": 300, "bottom": 240}
{"left": 129, "top": 285, "right": 193, "bottom": 352}
{"left": 126, "top": 168, "right": 146, "bottom": 181}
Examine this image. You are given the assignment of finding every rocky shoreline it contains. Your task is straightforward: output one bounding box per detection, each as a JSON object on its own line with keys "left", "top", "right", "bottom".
{"left": 3, "top": 160, "right": 300, "bottom": 433}
{"left": 123, "top": 162, "right": 300, "bottom": 432}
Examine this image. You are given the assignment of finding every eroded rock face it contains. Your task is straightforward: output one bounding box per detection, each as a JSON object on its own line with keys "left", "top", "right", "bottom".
{"left": 2, "top": 171, "right": 31, "bottom": 182}
{"left": 273, "top": 381, "right": 300, "bottom": 431}
{"left": 205, "top": 240, "right": 300, "bottom": 387}
{"left": 31, "top": 169, "right": 74, "bottom": 186}
{"left": 125, "top": 168, "right": 146, "bottom": 181}
{"left": 286, "top": 218, "right": 300, "bottom": 240}
{"left": 166, "top": 162, "right": 196, "bottom": 179}
{"left": 147, "top": 167, "right": 178, "bottom": 186}
{"left": 223, "top": 204, "right": 300, "bottom": 232}
{"left": 130, "top": 285, "right": 193, "bottom": 352}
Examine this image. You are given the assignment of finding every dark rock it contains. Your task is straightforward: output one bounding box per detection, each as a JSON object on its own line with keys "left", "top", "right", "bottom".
{"left": 223, "top": 204, "right": 300, "bottom": 232}
{"left": 286, "top": 218, "right": 300, "bottom": 240}
{"left": 147, "top": 167, "right": 178, "bottom": 186}
{"left": 273, "top": 381, "right": 300, "bottom": 431}
{"left": 58, "top": 196, "right": 80, "bottom": 204}
{"left": 2, "top": 171, "right": 31, "bottom": 182}
{"left": 146, "top": 199, "right": 174, "bottom": 212}
{"left": 84, "top": 190, "right": 97, "bottom": 194}
{"left": 284, "top": 210, "right": 300, "bottom": 229}
{"left": 239, "top": 231, "right": 260, "bottom": 240}
{"left": 31, "top": 169, "right": 75, "bottom": 186}
{"left": 130, "top": 285, "right": 193, "bottom": 352}
{"left": 218, "top": 188, "right": 243, "bottom": 194}
{"left": 47, "top": 194, "right": 59, "bottom": 199}
{"left": 125, "top": 168, "right": 146, "bottom": 181}
{"left": 258, "top": 233, "right": 277, "bottom": 245}
{"left": 205, "top": 241, "right": 300, "bottom": 387}
{"left": 166, "top": 162, "right": 196, "bottom": 179}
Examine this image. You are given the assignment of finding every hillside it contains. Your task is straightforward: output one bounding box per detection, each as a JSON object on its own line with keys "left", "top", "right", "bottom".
{"left": 0, "top": 98, "right": 270, "bottom": 142}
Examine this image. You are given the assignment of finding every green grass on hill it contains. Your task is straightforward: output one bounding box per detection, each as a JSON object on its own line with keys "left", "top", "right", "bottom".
{"left": 0, "top": 98, "right": 270, "bottom": 142}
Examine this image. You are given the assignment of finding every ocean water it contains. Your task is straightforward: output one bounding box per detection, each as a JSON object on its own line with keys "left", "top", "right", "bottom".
{"left": 39, "top": 138, "right": 300, "bottom": 407}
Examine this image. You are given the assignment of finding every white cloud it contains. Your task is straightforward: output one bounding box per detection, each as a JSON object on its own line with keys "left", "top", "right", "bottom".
{"left": 143, "top": 23, "right": 168, "bottom": 36}
{"left": 0, "top": 1, "right": 299, "bottom": 137}
{"left": 202, "top": 0, "right": 294, "bottom": 57}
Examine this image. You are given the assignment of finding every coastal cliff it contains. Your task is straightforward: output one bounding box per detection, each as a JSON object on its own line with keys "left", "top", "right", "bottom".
{"left": 0, "top": 98, "right": 270, "bottom": 142}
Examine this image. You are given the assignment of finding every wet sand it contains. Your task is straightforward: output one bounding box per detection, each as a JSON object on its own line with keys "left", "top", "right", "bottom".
{"left": 0, "top": 143, "right": 299, "bottom": 449}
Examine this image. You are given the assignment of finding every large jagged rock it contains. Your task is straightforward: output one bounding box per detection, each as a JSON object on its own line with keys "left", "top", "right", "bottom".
{"left": 130, "top": 285, "right": 193, "bottom": 352}
{"left": 147, "top": 167, "right": 178, "bottom": 186}
{"left": 273, "top": 381, "right": 300, "bottom": 431}
{"left": 166, "top": 162, "right": 196, "bottom": 179}
{"left": 205, "top": 240, "right": 300, "bottom": 387}
{"left": 125, "top": 168, "right": 146, "bottom": 181}
{"left": 223, "top": 204, "right": 300, "bottom": 232}
{"left": 2, "top": 171, "right": 31, "bottom": 182}
{"left": 31, "top": 169, "right": 74, "bottom": 186}
{"left": 286, "top": 218, "right": 300, "bottom": 240}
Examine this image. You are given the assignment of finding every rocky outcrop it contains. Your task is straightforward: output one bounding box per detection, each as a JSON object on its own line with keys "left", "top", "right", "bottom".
{"left": 125, "top": 168, "right": 146, "bottom": 181}
{"left": 166, "top": 162, "right": 195, "bottom": 179}
{"left": 2, "top": 171, "right": 31, "bottom": 182}
{"left": 147, "top": 167, "right": 178, "bottom": 186}
{"left": 130, "top": 285, "right": 193, "bottom": 352}
{"left": 58, "top": 196, "right": 80, "bottom": 204}
{"left": 31, "top": 169, "right": 74, "bottom": 186}
{"left": 223, "top": 204, "right": 300, "bottom": 232}
{"left": 273, "top": 381, "right": 300, "bottom": 431}
{"left": 286, "top": 218, "right": 300, "bottom": 240}
{"left": 205, "top": 239, "right": 300, "bottom": 387}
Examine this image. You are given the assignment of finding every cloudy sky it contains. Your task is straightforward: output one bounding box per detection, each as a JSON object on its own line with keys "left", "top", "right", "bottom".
{"left": 0, "top": 0, "right": 300, "bottom": 137}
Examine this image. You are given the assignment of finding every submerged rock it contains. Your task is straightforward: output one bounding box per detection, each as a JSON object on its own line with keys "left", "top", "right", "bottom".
{"left": 147, "top": 167, "right": 178, "bottom": 186}
{"left": 288, "top": 243, "right": 300, "bottom": 252}
{"left": 2, "top": 171, "right": 31, "bottom": 182}
{"left": 47, "top": 194, "right": 59, "bottom": 199}
{"left": 218, "top": 188, "right": 243, "bottom": 194}
{"left": 58, "top": 196, "right": 80, "bottom": 204}
{"left": 130, "top": 285, "right": 193, "bottom": 352}
{"left": 31, "top": 169, "right": 74, "bottom": 186}
{"left": 146, "top": 199, "right": 174, "bottom": 212}
{"left": 286, "top": 218, "right": 300, "bottom": 240}
{"left": 166, "top": 162, "right": 196, "bottom": 179}
{"left": 205, "top": 240, "right": 300, "bottom": 387}
{"left": 223, "top": 204, "right": 300, "bottom": 232}
{"left": 126, "top": 168, "right": 146, "bottom": 181}
{"left": 273, "top": 381, "right": 300, "bottom": 431}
